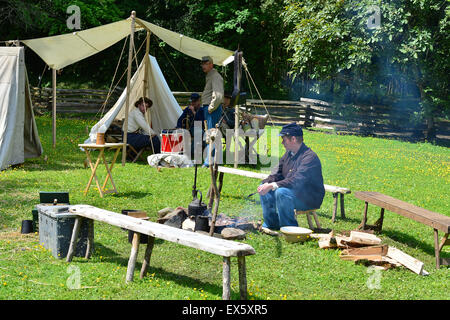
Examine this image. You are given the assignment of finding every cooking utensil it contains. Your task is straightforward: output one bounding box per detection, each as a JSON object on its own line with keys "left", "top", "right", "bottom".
{"left": 188, "top": 190, "right": 207, "bottom": 217}
{"left": 280, "top": 226, "right": 312, "bottom": 243}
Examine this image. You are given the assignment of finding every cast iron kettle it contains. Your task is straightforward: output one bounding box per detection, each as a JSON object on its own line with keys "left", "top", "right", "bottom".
{"left": 188, "top": 190, "right": 207, "bottom": 217}
{"left": 188, "top": 163, "right": 207, "bottom": 217}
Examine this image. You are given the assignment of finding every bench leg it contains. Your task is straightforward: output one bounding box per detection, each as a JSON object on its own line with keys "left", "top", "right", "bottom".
{"left": 238, "top": 256, "right": 247, "bottom": 300}
{"left": 85, "top": 219, "right": 94, "bottom": 259}
{"left": 306, "top": 213, "right": 314, "bottom": 230}
{"left": 340, "top": 193, "right": 346, "bottom": 219}
{"left": 140, "top": 236, "right": 155, "bottom": 279}
{"left": 222, "top": 257, "right": 231, "bottom": 300}
{"left": 332, "top": 193, "right": 338, "bottom": 223}
{"left": 312, "top": 211, "right": 321, "bottom": 229}
{"left": 126, "top": 232, "right": 140, "bottom": 283}
{"left": 434, "top": 229, "right": 440, "bottom": 269}
{"left": 438, "top": 233, "right": 450, "bottom": 267}
{"left": 373, "top": 208, "right": 385, "bottom": 233}
{"left": 361, "top": 202, "right": 369, "bottom": 229}
{"left": 433, "top": 230, "right": 449, "bottom": 269}
{"left": 66, "top": 217, "right": 82, "bottom": 262}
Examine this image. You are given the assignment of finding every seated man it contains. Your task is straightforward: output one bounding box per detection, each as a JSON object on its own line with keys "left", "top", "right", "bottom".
{"left": 176, "top": 93, "right": 206, "bottom": 160}
{"left": 176, "top": 93, "right": 205, "bottom": 135}
{"left": 257, "top": 122, "right": 325, "bottom": 234}
{"left": 125, "top": 97, "right": 161, "bottom": 155}
{"left": 220, "top": 92, "right": 234, "bottom": 129}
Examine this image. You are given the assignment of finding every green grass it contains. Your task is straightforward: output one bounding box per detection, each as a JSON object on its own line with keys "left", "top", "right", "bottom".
{"left": 0, "top": 114, "right": 449, "bottom": 300}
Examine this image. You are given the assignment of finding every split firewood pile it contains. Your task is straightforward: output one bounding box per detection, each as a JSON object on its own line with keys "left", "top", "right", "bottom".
{"left": 311, "top": 230, "right": 429, "bottom": 275}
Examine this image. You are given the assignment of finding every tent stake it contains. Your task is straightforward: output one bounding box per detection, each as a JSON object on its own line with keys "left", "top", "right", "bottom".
{"left": 52, "top": 68, "right": 57, "bottom": 148}
{"left": 122, "top": 11, "right": 136, "bottom": 166}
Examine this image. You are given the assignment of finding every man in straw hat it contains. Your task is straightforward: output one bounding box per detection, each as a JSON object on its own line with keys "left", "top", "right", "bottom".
{"left": 125, "top": 97, "right": 161, "bottom": 155}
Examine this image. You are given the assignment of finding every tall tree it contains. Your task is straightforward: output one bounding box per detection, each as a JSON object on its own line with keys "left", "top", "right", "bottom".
{"left": 283, "top": 0, "right": 450, "bottom": 125}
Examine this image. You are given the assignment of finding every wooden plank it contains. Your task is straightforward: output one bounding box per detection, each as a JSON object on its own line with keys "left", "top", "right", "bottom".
{"left": 324, "top": 184, "right": 351, "bottom": 194}
{"left": 348, "top": 231, "right": 382, "bottom": 245}
{"left": 299, "top": 97, "right": 332, "bottom": 107}
{"left": 318, "top": 238, "right": 337, "bottom": 249}
{"left": 217, "top": 166, "right": 351, "bottom": 195}
{"left": 69, "top": 205, "right": 255, "bottom": 257}
{"left": 354, "top": 191, "right": 450, "bottom": 233}
{"left": 217, "top": 166, "right": 269, "bottom": 180}
{"left": 386, "top": 246, "right": 424, "bottom": 275}
{"left": 335, "top": 235, "right": 351, "bottom": 248}
{"left": 340, "top": 254, "right": 385, "bottom": 262}
{"left": 341, "top": 245, "right": 388, "bottom": 256}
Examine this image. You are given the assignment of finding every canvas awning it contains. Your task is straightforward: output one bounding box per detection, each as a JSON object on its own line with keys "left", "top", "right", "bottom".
{"left": 22, "top": 18, "right": 234, "bottom": 70}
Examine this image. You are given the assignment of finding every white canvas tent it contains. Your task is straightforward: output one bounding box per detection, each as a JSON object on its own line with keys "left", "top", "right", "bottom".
{"left": 19, "top": 12, "right": 235, "bottom": 164}
{"left": 85, "top": 54, "right": 182, "bottom": 143}
{"left": 0, "top": 46, "right": 43, "bottom": 170}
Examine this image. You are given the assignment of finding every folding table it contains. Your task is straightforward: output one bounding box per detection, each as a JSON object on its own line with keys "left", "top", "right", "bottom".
{"left": 78, "top": 143, "right": 124, "bottom": 197}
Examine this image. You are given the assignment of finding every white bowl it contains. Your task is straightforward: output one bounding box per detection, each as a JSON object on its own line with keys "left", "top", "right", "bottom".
{"left": 280, "top": 226, "right": 312, "bottom": 243}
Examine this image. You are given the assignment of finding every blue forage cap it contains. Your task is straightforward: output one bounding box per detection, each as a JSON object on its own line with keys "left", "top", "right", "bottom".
{"left": 190, "top": 93, "right": 200, "bottom": 101}
{"left": 279, "top": 122, "right": 303, "bottom": 137}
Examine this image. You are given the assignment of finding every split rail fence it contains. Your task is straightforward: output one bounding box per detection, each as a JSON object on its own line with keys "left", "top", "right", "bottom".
{"left": 30, "top": 87, "right": 450, "bottom": 143}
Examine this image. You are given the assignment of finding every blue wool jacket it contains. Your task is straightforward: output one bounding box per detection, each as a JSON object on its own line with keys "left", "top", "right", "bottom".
{"left": 262, "top": 143, "right": 325, "bottom": 209}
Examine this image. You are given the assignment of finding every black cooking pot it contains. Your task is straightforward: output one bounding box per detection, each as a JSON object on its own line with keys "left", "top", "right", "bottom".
{"left": 194, "top": 215, "right": 209, "bottom": 232}
{"left": 188, "top": 190, "right": 207, "bottom": 217}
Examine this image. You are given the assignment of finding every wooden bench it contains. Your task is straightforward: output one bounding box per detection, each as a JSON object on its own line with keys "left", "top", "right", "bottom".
{"left": 355, "top": 191, "right": 450, "bottom": 269}
{"left": 215, "top": 166, "right": 351, "bottom": 222}
{"left": 66, "top": 205, "right": 256, "bottom": 300}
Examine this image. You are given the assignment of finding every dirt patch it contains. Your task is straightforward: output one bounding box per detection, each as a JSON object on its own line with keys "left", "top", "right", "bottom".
{"left": 0, "top": 231, "right": 38, "bottom": 241}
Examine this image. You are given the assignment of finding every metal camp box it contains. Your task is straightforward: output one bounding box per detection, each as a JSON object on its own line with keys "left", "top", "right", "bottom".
{"left": 37, "top": 204, "right": 89, "bottom": 259}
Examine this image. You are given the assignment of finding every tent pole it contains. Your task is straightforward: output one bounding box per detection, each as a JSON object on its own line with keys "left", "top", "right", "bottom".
{"left": 52, "top": 68, "right": 57, "bottom": 148}
{"left": 122, "top": 11, "right": 136, "bottom": 166}
{"left": 143, "top": 31, "right": 150, "bottom": 99}
{"left": 143, "top": 31, "right": 155, "bottom": 153}
{"left": 234, "top": 104, "right": 239, "bottom": 168}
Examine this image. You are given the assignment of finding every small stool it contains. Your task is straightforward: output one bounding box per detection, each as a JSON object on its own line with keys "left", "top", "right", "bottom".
{"left": 295, "top": 209, "right": 321, "bottom": 230}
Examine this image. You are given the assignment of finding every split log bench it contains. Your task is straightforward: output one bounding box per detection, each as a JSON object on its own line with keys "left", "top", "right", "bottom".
{"left": 214, "top": 166, "right": 351, "bottom": 223}
{"left": 66, "top": 205, "right": 256, "bottom": 300}
{"left": 355, "top": 191, "right": 450, "bottom": 269}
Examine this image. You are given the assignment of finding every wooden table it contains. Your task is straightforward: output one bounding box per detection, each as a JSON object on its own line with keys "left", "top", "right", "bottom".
{"left": 78, "top": 143, "right": 124, "bottom": 197}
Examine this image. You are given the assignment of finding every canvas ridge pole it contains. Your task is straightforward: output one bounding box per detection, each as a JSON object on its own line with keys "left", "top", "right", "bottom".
{"left": 122, "top": 11, "right": 136, "bottom": 166}
{"left": 52, "top": 68, "right": 57, "bottom": 148}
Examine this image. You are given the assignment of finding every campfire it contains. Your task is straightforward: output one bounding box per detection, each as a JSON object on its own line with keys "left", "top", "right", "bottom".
{"left": 156, "top": 206, "right": 260, "bottom": 240}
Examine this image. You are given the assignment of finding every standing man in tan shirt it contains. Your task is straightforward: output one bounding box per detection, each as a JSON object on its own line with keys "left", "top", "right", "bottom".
{"left": 200, "top": 55, "right": 224, "bottom": 167}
